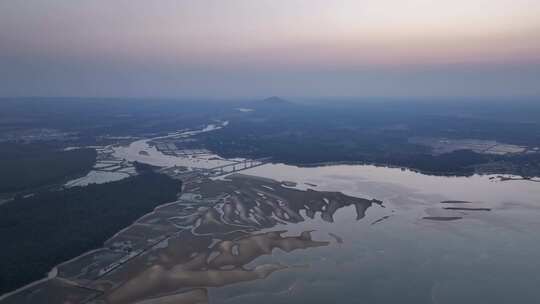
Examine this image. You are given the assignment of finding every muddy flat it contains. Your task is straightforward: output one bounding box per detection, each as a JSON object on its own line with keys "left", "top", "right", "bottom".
{"left": 423, "top": 216, "right": 463, "bottom": 221}
{"left": 440, "top": 200, "right": 473, "bottom": 204}
{"left": 443, "top": 207, "right": 491, "bottom": 211}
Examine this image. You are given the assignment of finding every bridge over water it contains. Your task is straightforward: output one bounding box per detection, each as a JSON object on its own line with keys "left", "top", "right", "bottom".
{"left": 208, "top": 157, "right": 271, "bottom": 176}
{"left": 158, "top": 157, "right": 272, "bottom": 179}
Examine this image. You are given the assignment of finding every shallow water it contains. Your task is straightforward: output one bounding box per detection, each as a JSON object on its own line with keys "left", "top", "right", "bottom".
{"left": 204, "top": 164, "right": 540, "bottom": 303}
{"left": 8, "top": 163, "right": 539, "bottom": 304}
{"left": 111, "top": 122, "right": 237, "bottom": 169}
{"left": 64, "top": 170, "right": 130, "bottom": 187}
{"left": 64, "top": 161, "right": 540, "bottom": 303}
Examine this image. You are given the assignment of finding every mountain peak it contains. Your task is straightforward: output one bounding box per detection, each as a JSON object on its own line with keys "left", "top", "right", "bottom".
{"left": 260, "top": 96, "right": 290, "bottom": 104}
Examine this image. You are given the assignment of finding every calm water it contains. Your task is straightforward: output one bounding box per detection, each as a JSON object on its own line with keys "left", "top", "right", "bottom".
{"left": 81, "top": 124, "right": 540, "bottom": 304}
{"left": 207, "top": 164, "right": 540, "bottom": 303}
{"left": 111, "top": 122, "right": 235, "bottom": 169}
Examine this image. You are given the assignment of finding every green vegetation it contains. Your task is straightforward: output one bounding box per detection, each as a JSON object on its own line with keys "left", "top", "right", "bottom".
{"left": 0, "top": 143, "right": 96, "bottom": 194}
{"left": 0, "top": 172, "right": 180, "bottom": 294}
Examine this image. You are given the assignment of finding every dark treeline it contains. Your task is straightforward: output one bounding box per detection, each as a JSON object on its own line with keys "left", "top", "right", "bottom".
{"left": 0, "top": 98, "right": 236, "bottom": 143}
{"left": 199, "top": 101, "right": 540, "bottom": 176}
{"left": 0, "top": 171, "right": 180, "bottom": 294}
{"left": 0, "top": 143, "right": 96, "bottom": 194}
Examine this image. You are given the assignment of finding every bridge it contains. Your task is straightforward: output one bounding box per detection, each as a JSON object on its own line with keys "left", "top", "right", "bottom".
{"left": 209, "top": 157, "right": 271, "bottom": 176}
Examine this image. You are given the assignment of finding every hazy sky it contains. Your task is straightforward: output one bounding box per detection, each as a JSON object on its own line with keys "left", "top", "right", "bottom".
{"left": 1, "top": 0, "right": 539, "bottom": 98}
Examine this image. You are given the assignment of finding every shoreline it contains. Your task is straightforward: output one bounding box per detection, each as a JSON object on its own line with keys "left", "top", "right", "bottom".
{"left": 269, "top": 159, "right": 540, "bottom": 180}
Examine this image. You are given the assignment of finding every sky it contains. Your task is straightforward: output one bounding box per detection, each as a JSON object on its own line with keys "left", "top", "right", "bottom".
{"left": 1, "top": 0, "right": 539, "bottom": 99}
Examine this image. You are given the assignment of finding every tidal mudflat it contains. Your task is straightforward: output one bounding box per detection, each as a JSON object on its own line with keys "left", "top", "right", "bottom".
{"left": 3, "top": 163, "right": 540, "bottom": 304}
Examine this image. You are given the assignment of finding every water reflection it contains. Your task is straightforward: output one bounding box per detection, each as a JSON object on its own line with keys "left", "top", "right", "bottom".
{"left": 178, "top": 174, "right": 383, "bottom": 235}
{"left": 104, "top": 231, "right": 328, "bottom": 304}
{"left": 93, "top": 174, "right": 380, "bottom": 304}
{"left": 4, "top": 164, "right": 540, "bottom": 304}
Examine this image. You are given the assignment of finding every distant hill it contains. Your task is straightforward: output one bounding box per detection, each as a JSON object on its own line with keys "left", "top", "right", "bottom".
{"left": 259, "top": 96, "right": 292, "bottom": 105}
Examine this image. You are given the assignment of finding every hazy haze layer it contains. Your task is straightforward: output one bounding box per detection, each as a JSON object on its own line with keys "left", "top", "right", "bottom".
{"left": 1, "top": 0, "right": 539, "bottom": 98}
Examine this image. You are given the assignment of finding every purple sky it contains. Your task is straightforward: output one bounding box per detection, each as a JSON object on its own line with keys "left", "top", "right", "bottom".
{"left": 1, "top": 0, "right": 539, "bottom": 98}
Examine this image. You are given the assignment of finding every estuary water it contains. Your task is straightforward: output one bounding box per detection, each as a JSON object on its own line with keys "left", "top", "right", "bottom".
{"left": 18, "top": 160, "right": 538, "bottom": 304}
{"left": 111, "top": 122, "right": 235, "bottom": 169}
{"left": 206, "top": 164, "right": 540, "bottom": 303}
{"left": 80, "top": 122, "right": 540, "bottom": 304}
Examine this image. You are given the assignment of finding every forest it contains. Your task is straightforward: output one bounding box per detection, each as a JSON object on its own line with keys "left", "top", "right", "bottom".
{"left": 0, "top": 143, "right": 96, "bottom": 194}
{"left": 198, "top": 99, "right": 540, "bottom": 176}
{"left": 0, "top": 171, "right": 180, "bottom": 294}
